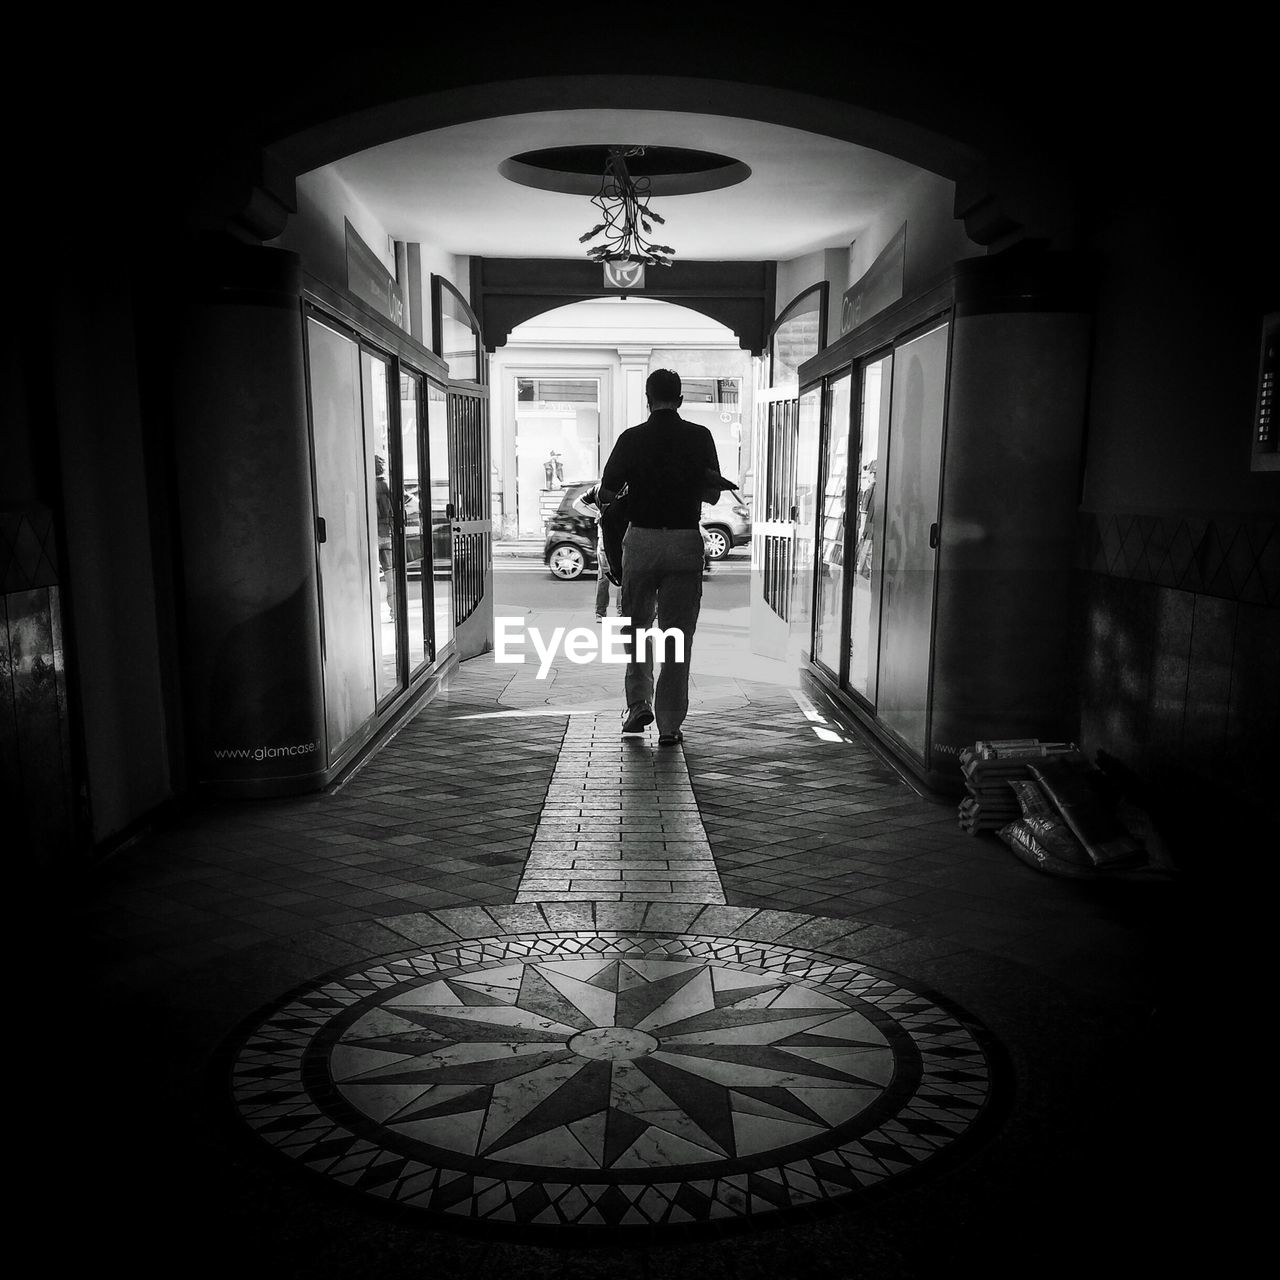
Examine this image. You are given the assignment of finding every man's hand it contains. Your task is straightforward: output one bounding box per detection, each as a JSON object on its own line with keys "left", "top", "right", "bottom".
{"left": 701, "top": 468, "right": 732, "bottom": 504}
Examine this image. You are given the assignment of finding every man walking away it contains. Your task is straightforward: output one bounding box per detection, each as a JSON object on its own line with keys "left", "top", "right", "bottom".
{"left": 599, "top": 369, "right": 722, "bottom": 746}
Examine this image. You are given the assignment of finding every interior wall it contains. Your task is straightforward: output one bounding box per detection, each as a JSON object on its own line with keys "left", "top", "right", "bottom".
{"left": 273, "top": 167, "right": 395, "bottom": 290}
{"left": 775, "top": 252, "right": 827, "bottom": 321}
{"left": 53, "top": 275, "right": 172, "bottom": 846}
{"left": 2, "top": 337, "right": 78, "bottom": 857}
{"left": 273, "top": 167, "right": 470, "bottom": 352}
{"left": 774, "top": 171, "right": 976, "bottom": 341}
{"left": 421, "top": 248, "right": 464, "bottom": 298}
{"left": 847, "top": 170, "right": 977, "bottom": 303}
{"left": 1082, "top": 197, "right": 1276, "bottom": 515}
{"left": 1074, "top": 190, "right": 1279, "bottom": 852}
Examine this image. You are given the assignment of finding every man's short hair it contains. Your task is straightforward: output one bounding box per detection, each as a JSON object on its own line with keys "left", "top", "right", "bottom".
{"left": 646, "top": 369, "right": 682, "bottom": 403}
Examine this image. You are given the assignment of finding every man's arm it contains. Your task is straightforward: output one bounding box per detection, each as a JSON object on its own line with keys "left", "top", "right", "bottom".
{"left": 699, "top": 428, "right": 724, "bottom": 503}
{"left": 599, "top": 428, "right": 632, "bottom": 505}
{"left": 571, "top": 486, "right": 600, "bottom": 519}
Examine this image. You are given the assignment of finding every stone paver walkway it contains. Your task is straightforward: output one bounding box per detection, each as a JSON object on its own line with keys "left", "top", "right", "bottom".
{"left": 517, "top": 713, "right": 725, "bottom": 903}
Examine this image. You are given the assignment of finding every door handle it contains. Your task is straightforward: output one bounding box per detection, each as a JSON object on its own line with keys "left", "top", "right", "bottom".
{"left": 446, "top": 503, "right": 456, "bottom": 520}
{"left": 316, "top": 517, "right": 327, "bottom": 544}
{"left": 789, "top": 505, "right": 799, "bottom": 522}
{"left": 929, "top": 522, "right": 939, "bottom": 549}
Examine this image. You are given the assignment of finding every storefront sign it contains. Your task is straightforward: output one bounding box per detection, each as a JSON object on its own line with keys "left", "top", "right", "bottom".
{"left": 346, "top": 219, "right": 405, "bottom": 328}
{"left": 842, "top": 224, "right": 905, "bottom": 334}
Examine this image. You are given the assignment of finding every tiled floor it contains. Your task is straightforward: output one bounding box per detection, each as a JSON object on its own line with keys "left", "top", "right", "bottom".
{"left": 231, "top": 922, "right": 996, "bottom": 1234}
{"left": 65, "top": 613, "right": 1195, "bottom": 1278}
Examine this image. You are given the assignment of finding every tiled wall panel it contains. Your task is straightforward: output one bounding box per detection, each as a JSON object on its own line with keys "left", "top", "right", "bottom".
{"left": 0, "top": 612, "right": 18, "bottom": 806}
{"left": 1147, "top": 586, "right": 1192, "bottom": 759}
{"left": 1, "top": 506, "right": 76, "bottom": 855}
{"left": 1, "top": 509, "right": 60, "bottom": 593}
{"left": 1074, "top": 512, "right": 1279, "bottom": 837}
{"left": 1227, "top": 602, "right": 1280, "bottom": 780}
{"left": 1079, "top": 512, "right": 1278, "bottom": 605}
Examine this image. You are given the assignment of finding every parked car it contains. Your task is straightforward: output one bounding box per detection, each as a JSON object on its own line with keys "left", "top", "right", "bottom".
{"left": 700, "top": 487, "right": 751, "bottom": 559}
{"left": 543, "top": 482, "right": 598, "bottom": 580}
{"left": 542, "top": 482, "right": 718, "bottom": 580}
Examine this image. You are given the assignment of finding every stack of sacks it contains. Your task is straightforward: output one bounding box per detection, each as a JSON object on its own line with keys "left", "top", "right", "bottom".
{"left": 998, "top": 756, "right": 1146, "bottom": 874}
{"left": 957, "top": 739, "right": 1081, "bottom": 834}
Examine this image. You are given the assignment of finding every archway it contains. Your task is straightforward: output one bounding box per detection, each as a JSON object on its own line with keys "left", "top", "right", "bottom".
{"left": 491, "top": 297, "right": 749, "bottom": 540}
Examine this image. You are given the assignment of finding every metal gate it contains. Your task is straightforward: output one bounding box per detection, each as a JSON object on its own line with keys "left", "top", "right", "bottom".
{"left": 448, "top": 384, "right": 494, "bottom": 658}
{"left": 749, "top": 387, "right": 818, "bottom": 663}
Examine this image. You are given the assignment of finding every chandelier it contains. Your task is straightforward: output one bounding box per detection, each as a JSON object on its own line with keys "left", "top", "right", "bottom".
{"left": 579, "top": 146, "right": 675, "bottom": 267}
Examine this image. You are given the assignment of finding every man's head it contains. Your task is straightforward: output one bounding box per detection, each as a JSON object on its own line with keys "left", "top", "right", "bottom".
{"left": 645, "top": 368, "right": 682, "bottom": 411}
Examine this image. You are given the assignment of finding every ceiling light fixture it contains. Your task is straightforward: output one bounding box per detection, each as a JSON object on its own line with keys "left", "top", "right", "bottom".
{"left": 579, "top": 146, "right": 675, "bottom": 267}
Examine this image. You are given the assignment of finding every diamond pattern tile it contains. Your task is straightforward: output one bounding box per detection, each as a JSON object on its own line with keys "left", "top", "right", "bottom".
{"left": 1, "top": 509, "right": 60, "bottom": 592}
{"left": 1080, "top": 511, "right": 1279, "bottom": 605}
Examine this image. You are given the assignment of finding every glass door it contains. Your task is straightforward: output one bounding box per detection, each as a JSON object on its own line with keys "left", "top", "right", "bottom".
{"left": 307, "top": 316, "right": 377, "bottom": 761}
{"left": 790, "top": 387, "right": 821, "bottom": 658}
{"left": 426, "top": 382, "right": 454, "bottom": 655}
{"left": 749, "top": 389, "right": 799, "bottom": 660}
{"left": 849, "top": 352, "right": 892, "bottom": 701}
{"left": 399, "top": 370, "right": 429, "bottom": 676}
{"left": 362, "top": 349, "right": 403, "bottom": 704}
{"left": 750, "top": 284, "right": 828, "bottom": 665}
{"left": 813, "top": 370, "right": 852, "bottom": 677}
{"left": 876, "top": 322, "right": 949, "bottom": 756}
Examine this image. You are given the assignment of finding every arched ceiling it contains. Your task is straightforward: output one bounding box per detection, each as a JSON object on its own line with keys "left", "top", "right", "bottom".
{"left": 324, "top": 109, "right": 934, "bottom": 261}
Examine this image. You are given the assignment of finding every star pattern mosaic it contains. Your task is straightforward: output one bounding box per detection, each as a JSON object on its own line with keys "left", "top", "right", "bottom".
{"left": 230, "top": 931, "right": 1000, "bottom": 1233}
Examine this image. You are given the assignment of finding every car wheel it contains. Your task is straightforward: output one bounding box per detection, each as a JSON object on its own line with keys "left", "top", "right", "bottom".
{"left": 548, "top": 543, "right": 587, "bottom": 580}
{"left": 703, "top": 526, "right": 731, "bottom": 560}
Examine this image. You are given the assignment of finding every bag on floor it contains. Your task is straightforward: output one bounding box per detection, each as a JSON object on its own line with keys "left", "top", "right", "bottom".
{"left": 1028, "top": 758, "right": 1146, "bottom": 869}
{"left": 997, "top": 779, "right": 1096, "bottom": 877}
{"left": 998, "top": 820, "right": 1097, "bottom": 878}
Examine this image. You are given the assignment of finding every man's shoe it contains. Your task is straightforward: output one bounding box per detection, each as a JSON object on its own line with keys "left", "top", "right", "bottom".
{"left": 658, "top": 731, "right": 684, "bottom": 746}
{"left": 621, "top": 704, "right": 654, "bottom": 734}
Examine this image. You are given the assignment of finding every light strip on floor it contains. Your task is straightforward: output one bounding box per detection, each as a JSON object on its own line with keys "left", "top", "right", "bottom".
{"left": 516, "top": 711, "right": 726, "bottom": 905}
{"left": 789, "top": 687, "right": 852, "bottom": 744}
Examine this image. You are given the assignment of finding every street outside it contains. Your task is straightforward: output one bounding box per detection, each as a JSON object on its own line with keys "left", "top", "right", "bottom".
{"left": 489, "top": 545, "right": 797, "bottom": 698}
{"left": 493, "top": 545, "right": 750, "bottom": 613}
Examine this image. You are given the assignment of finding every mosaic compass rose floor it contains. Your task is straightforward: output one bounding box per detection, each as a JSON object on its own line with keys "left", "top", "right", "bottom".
{"left": 230, "top": 928, "right": 1002, "bottom": 1235}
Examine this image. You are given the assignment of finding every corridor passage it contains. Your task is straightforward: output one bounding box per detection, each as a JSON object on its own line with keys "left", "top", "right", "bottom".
{"left": 71, "top": 625, "right": 1188, "bottom": 1279}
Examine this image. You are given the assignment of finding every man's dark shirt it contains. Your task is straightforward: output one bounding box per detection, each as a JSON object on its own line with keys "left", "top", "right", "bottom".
{"left": 601, "top": 409, "right": 720, "bottom": 529}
